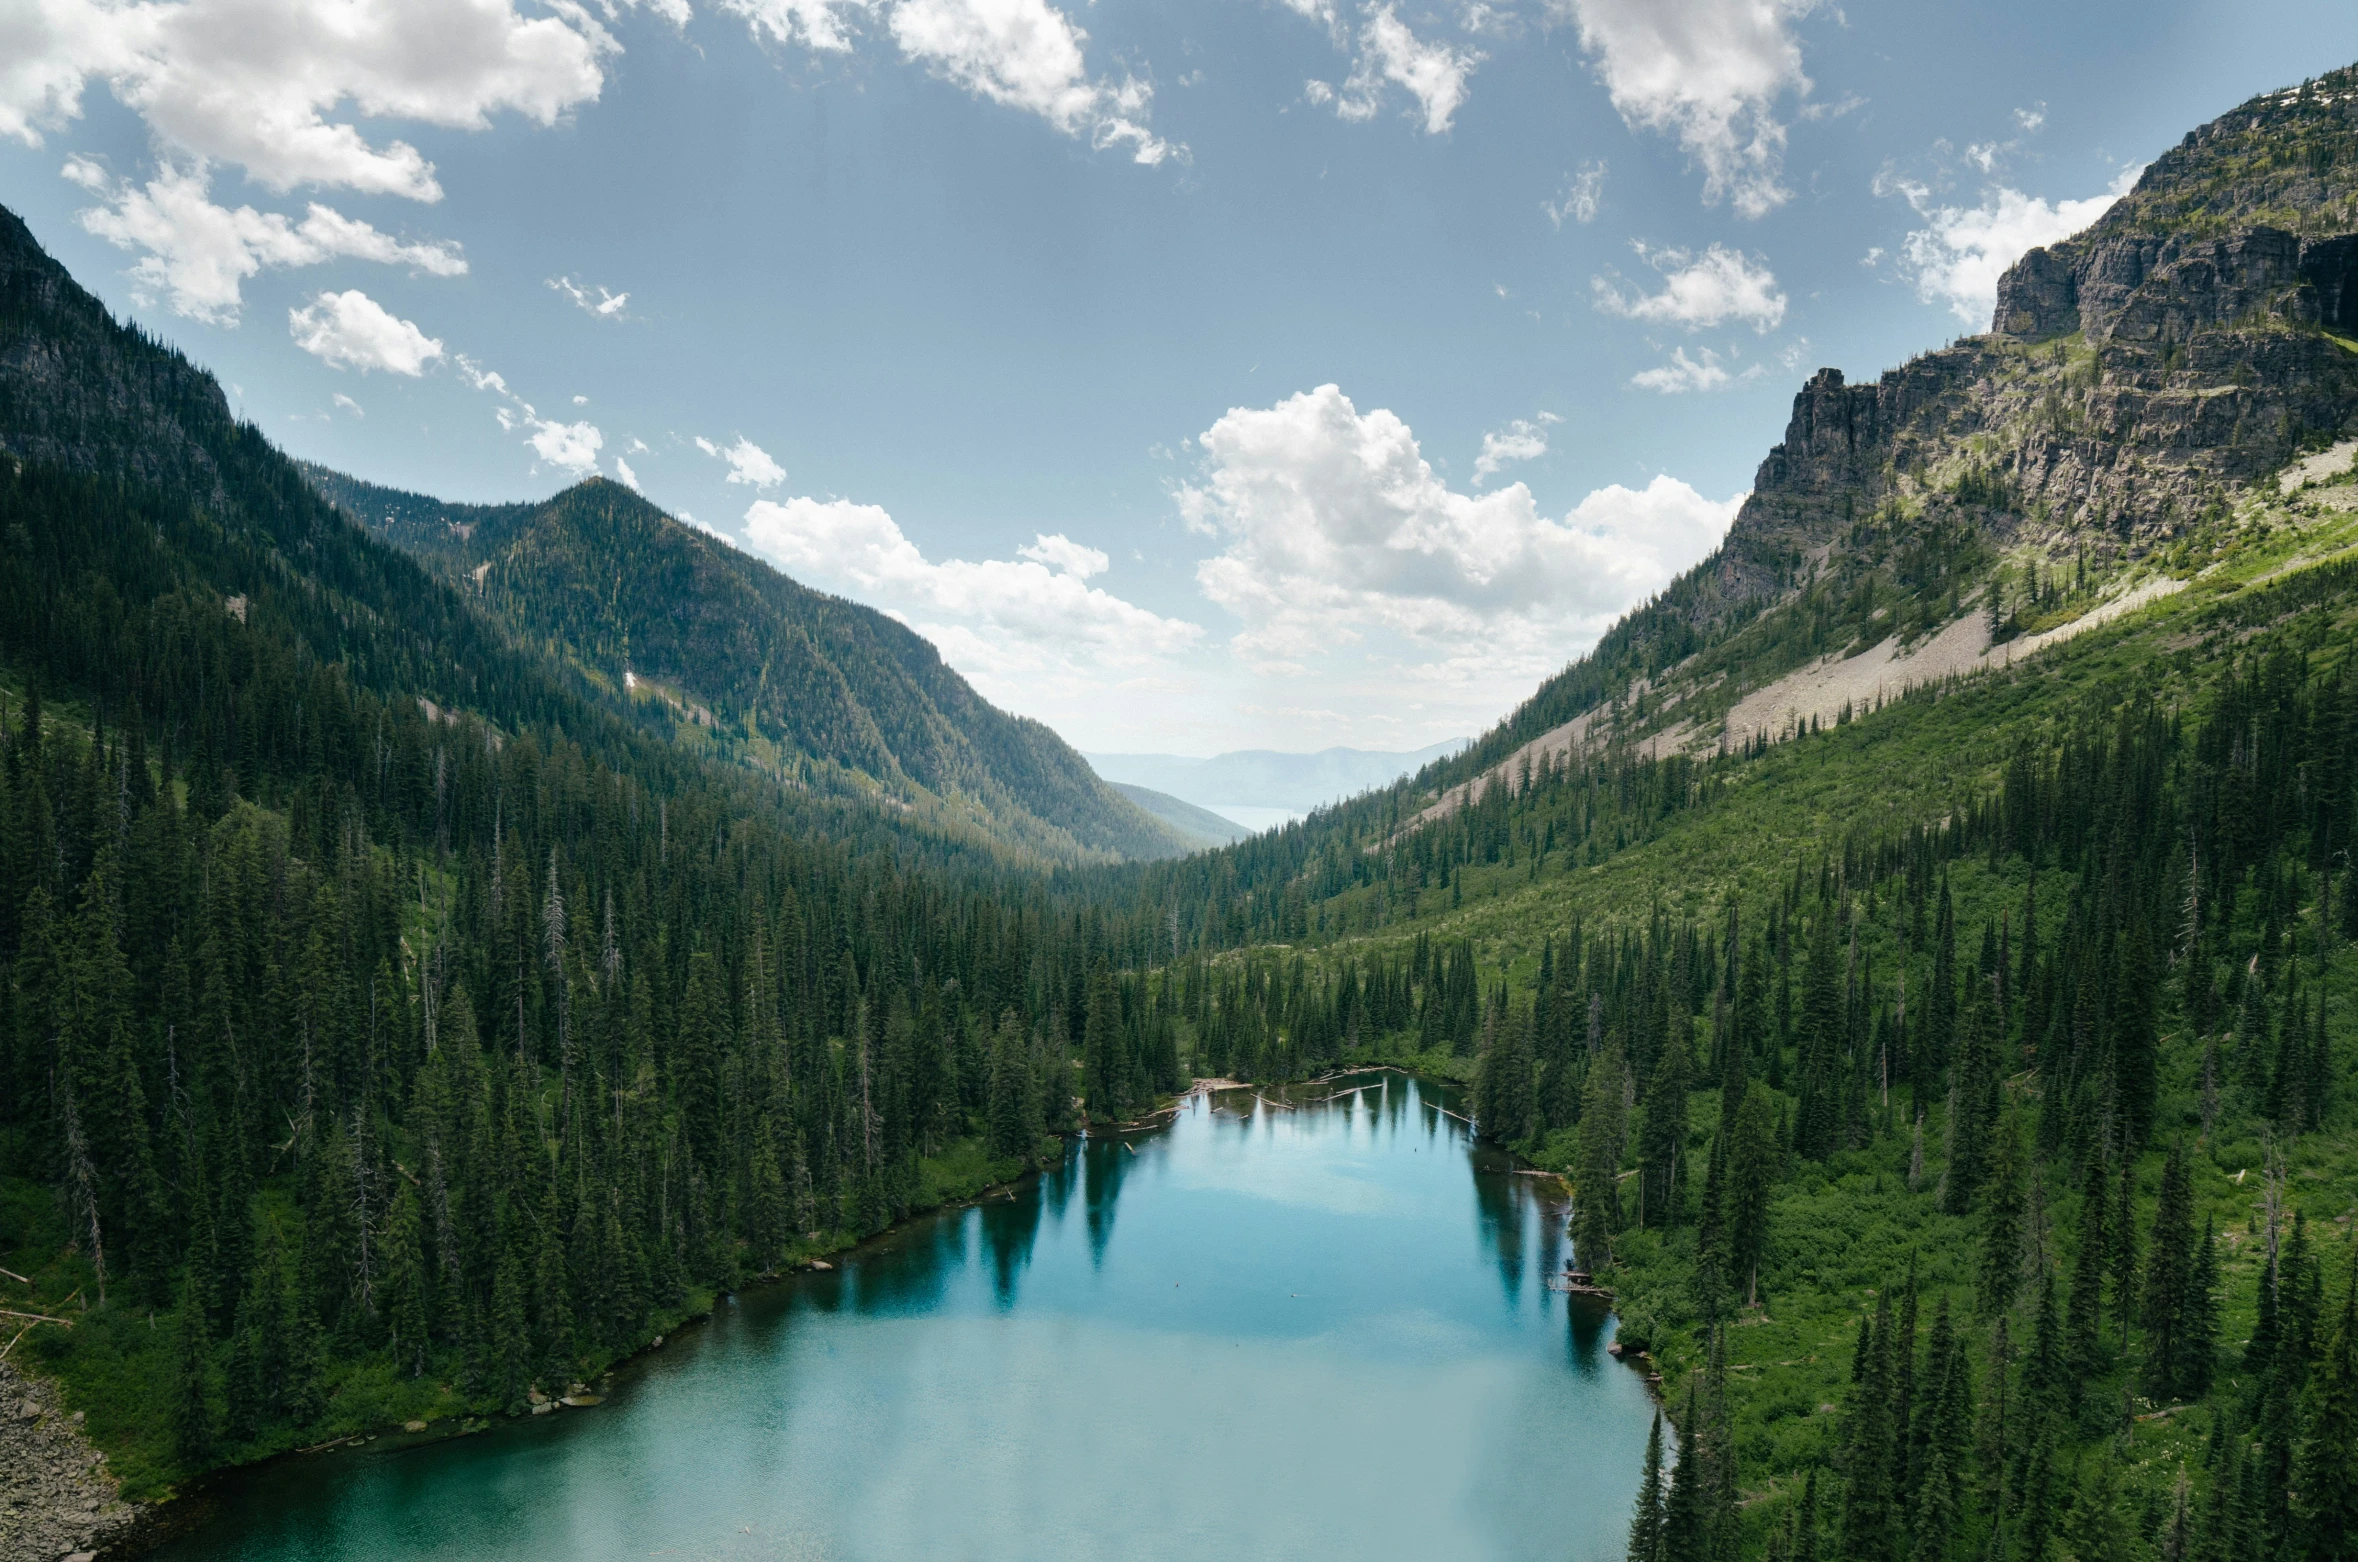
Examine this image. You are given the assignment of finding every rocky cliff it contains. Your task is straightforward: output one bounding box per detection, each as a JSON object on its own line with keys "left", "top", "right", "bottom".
{"left": 1727, "top": 61, "right": 2358, "bottom": 588}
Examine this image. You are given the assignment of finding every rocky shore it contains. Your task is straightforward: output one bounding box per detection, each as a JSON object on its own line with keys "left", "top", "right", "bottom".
{"left": 0, "top": 1360, "right": 145, "bottom": 1562}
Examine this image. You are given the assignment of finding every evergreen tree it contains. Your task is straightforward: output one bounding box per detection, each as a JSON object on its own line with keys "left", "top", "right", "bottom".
{"left": 1629, "top": 1410, "right": 1668, "bottom": 1562}
{"left": 1979, "top": 1117, "right": 2024, "bottom": 1317}
{"left": 2294, "top": 1266, "right": 2358, "bottom": 1562}
{"left": 2143, "top": 1141, "right": 2202, "bottom": 1401}
{"left": 1576, "top": 1041, "right": 1630, "bottom": 1267}
{"left": 170, "top": 1268, "right": 215, "bottom": 1468}
{"left": 1638, "top": 1022, "right": 1693, "bottom": 1227}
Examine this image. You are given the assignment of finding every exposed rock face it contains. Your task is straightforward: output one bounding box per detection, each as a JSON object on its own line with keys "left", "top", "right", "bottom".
{"left": 0, "top": 1360, "right": 146, "bottom": 1561}
{"left": 1719, "top": 61, "right": 2358, "bottom": 591}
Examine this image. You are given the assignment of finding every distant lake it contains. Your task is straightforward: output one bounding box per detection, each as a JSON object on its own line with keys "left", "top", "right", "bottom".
{"left": 151, "top": 1077, "right": 1653, "bottom": 1562}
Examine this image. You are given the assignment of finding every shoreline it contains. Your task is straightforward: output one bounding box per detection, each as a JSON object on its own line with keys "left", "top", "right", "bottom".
{"left": 84, "top": 1061, "right": 1656, "bottom": 1556}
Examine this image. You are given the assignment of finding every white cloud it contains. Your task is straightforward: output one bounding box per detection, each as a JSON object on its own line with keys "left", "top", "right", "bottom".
{"left": 1327, "top": 6, "right": 1480, "bottom": 133}
{"left": 741, "top": 497, "right": 1201, "bottom": 692}
{"left": 66, "top": 158, "right": 464, "bottom": 322}
{"left": 1592, "top": 242, "right": 1785, "bottom": 331}
{"left": 1544, "top": 159, "right": 1605, "bottom": 227}
{"left": 1472, "top": 413, "right": 1558, "bottom": 485}
{"left": 1561, "top": 0, "right": 1815, "bottom": 218}
{"left": 1884, "top": 167, "right": 2135, "bottom": 324}
{"left": 1300, "top": 3, "right": 1481, "bottom": 134}
{"left": 453, "top": 347, "right": 615, "bottom": 479}
{"left": 1017, "top": 532, "right": 1109, "bottom": 577}
{"left": 697, "top": 434, "right": 787, "bottom": 488}
{"left": 722, "top": 0, "right": 874, "bottom": 51}
{"left": 1178, "top": 384, "right": 1739, "bottom": 672}
{"left": 527, "top": 417, "right": 603, "bottom": 475}
{"left": 332, "top": 390, "right": 362, "bottom": 416}
{"left": 288, "top": 288, "right": 443, "bottom": 374}
{"left": 1630, "top": 345, "right": 1750, "bottom": 393}
{"left": 614, "top": 455, "right": 641, "bottom": 489}
{"left": 7, "top": 0, "right": 614, "bottom": 201}
{"left": 887, "top": 0, "right": 1174, "bottom": 164}
{"left": 549, "top": 274, "right": 628, "bottom": 318}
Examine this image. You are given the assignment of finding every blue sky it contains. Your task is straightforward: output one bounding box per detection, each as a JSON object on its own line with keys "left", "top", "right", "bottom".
{"left": 5, "top": 0, "right": 2356, "bottom": 755}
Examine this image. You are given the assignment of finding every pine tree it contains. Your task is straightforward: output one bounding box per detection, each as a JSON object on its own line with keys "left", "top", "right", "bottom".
{"left": 2294, "top": 1265, "right": 2358, "bottom": 1562}
{"left": 988, "top": 1010, "right": 1037, "bottom": 1160}
{"left": 2064, "top": 1456, "right": 2136, "bottom": 1562}
{"left": 1638, "top": 1023, "right": 1692, "bottom": 1227}
{"left": 1694, "top": 1131, "right": 1730, "bottom": 1323}
{"left": 1729, "top": 1085, "right": 1777, "bottom": 1307}
{"left": 1979, "top": 1117, "right": 2024, "bottom": 1316}
{"left": 1842, "top": 1293, "right": 1899, "bottom": 1562}
{"left": 383, "top": 1177, "right": 430, "bottom": 1377}
{"left": 1629, "top": 1410, "right": 1668, "bottom": 1562}
{"left": 170, "top": 1268, "right": 215, "bottom": 1468}
{"left": 2143, "top": 1141, "right": 2200, "bottom": 1401}
{"left": 2013, "top": 1434, "right": 2059, "bottom": 1562}
{"left": 1576, "top": 1040, "right": 1629, "bottom": 1267}
{"left": 1662, "top": 1383, "right": 1710, "bottom": 1562}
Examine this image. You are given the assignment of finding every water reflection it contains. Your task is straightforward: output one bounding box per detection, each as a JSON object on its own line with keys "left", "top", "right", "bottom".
{"left": 155, "top": 1074, "right": 1657, "bottom": 1562}
{"left": 980, "top": 1182, "right": 1044, "bottom": 1308}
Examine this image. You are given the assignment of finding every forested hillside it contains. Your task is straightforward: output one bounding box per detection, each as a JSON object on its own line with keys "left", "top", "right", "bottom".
{"left": 1050, "top": 62, "right": 2358, "bottom": 1562}
{"left": 6, "top": 56, "right": 2358, "bottom": 1562}
{"left": 302, "top": 465, "right": 1192, "bottom": 866}
{"left": 0, "top": 200, "right": 1192, "bottom": 1499}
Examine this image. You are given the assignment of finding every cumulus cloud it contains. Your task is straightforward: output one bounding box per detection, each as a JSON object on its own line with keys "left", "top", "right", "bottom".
{"left": 527, "top": 417, "right": 604, "bottom": 475}
{"left": 1630, "top": 345, "right": 1753, "bottom": 393}
{"left": 1883, "top": 166, "right": 2137, "bottom": 324}
{"left": 549, "top": 275, "right": 628, "bottom": 318}
{"left": 288, "top": 288, "right": 443, "bottom": 374}
{"left": 696, "top": 434, "right": 787, "bottom": 488}
{"left": 887, "top": 0, "right": 1174, "bottom": 164}
{"left": 1178, "top": 384, "right": 1740, "bottom": 673}
{"left": 741, "top": 496, "right": 1201, "bottom": 691}
{"left": 1592, "top": 242, "right": 1785, "bottom": 332}
{"left": 1017, "top": 532, "right": 1109, "bottom": 577}
{"left": 65, "top": 158, "right": 464, "bottom": 322}
{"left": 1545, "top": 159, "right": 1606, "bottom": 227}
{"left": 1472, "top": 413, "right": 1559, "bottom": 485}
{"left": 1561, "top": 0, "right": 1815, "bottom": 218}
{"left": 6, "top": 0, "right": 614, "bottom": 201}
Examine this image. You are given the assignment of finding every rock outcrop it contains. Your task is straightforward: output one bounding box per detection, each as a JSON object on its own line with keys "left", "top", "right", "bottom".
{"left": 0, "top": 1360, "right": 146, "bottom": 1561}
{"left": 1723, "top": 61, "right": 2358, "bottom": 585}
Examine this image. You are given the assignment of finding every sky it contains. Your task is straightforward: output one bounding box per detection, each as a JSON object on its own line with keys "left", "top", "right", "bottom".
{"left": 4, "top": 0, "right": 2356, "bottom": 756}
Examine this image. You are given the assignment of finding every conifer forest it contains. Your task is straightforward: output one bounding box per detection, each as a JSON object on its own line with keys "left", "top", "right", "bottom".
{"left": 9, "top": 47, "right": 2358, "bottom": 1562}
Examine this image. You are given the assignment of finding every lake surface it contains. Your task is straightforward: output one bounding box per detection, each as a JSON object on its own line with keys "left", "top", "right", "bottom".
{"left": 154, "top": 1076, "right": 1655, "bottom": 1562}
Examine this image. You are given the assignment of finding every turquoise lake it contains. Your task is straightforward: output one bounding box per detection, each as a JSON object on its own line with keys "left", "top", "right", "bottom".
{"left": 151, "top": 1076, "right": 1656, "bottom": 1562}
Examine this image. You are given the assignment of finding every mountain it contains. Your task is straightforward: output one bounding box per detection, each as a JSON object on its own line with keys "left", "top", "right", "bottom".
{"left": 1064, "top": 65, "right": 2358, "bottom": 1562}
{"left": 1106, "top": 782, "right": 1251, "bottom": 847}
{"left": 1287, "top": 64, "right": 2358, "bottom": 825}
{"left": 0, "top": 195, "right": 1197, "bottom": 1507}
{"left": 299, "top": 465, "right": 1193, "bottom": 864}
{"left": 1086, "top": 740, "right": 1467, "bottom": 815}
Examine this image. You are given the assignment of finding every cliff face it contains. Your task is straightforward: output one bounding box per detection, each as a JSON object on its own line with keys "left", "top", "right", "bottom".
{"left": 1721, "top": 62, "right": 2358, "bottom": 595}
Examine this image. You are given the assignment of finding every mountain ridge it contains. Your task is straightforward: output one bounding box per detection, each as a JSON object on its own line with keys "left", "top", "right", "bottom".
{"left": 299, "top": 463, "right": 1195, "bottom": 864}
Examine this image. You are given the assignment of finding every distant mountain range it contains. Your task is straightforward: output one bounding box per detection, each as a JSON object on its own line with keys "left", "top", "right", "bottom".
{"left": 301, "top": 466, "right": 1198, "bottom": 864}
{"left": 1086, "top": 741, "right": 1468, "bottom": 818}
